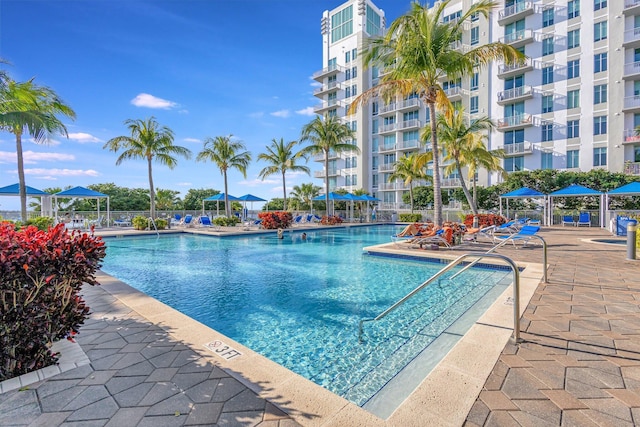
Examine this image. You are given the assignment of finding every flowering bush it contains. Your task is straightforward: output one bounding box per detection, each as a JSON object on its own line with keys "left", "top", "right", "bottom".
{"left": 320, "top": 215, "right": 343, "bottom": 225}
{"left": 0, "top": 223, "right": 106, "bottom": 381}
{"left": 258, "top": 211, "right": 293, "bottom": 229}
{"left": 463, "top": 214, "right": 507, "bottom": 228}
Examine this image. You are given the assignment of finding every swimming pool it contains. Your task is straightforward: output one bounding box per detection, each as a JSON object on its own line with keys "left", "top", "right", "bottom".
{"left": 101, "top": 226, "right": 511, "bottom": 410}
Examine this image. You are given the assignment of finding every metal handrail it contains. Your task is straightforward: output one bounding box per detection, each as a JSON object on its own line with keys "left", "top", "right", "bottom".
{"left": 452, "top": 233, "right": 547, "bottom": 283}
{"left": 148, "top": 217, "right": 159, "bottom": 237}
{"left": 358, "top": 253, "right": 521, "bottom": 343}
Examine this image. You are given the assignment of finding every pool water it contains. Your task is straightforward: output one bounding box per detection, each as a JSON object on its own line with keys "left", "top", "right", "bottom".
{"left": 101, "top": 226, "right": 511, "bottom": 407}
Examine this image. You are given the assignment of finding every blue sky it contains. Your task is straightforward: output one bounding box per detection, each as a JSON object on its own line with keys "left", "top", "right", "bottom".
{"left": 0, "top": 0, "right": 417, "bottom": 210}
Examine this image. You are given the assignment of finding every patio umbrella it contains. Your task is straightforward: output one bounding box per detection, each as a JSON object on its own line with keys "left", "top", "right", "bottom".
{"left": 354, "top": 194, "right": 380, "bottom": 222}
{"left": 203, "top": 193, "right": 241, "bottom": 216}
{"left": 312, "top": 192, "right": 349, "bottom": 216}
{"left": 237, "top": 194, "right": 266, "bottom": 220}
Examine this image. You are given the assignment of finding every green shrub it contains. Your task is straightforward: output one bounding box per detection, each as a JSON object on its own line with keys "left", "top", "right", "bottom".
{"left": 213, "top": 216, "right": 241, "bottom": 227}
{"left": 132, "top": 215, "right": 148, "bottom": 230}
{"left": 0, "top": 223, "right": 106, "bottom": 380}
{"left": 23, "top": 216, "right": 55, "bottom": 231}
{"left": 154, "top": 218, "right": 167, "bottom": 230}
{"left": 399, "top": 213, "right": 423, "bottom": 223}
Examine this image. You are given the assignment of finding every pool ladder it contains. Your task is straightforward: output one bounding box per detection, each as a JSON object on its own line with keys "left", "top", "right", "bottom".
{"left": 148, "top": 217, "right": 159, "bottom": 237}
{"left": 358, "top": 235, "right": 548, "bottom": 344}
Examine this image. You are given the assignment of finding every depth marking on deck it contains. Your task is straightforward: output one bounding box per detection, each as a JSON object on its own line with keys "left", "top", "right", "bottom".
{"left": 204, "top": 340, "right": 243, "bottom": 360}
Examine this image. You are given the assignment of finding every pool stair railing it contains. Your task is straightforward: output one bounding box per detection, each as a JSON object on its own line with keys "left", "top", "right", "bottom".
{"left": 359, "top": 252, "right": 526, "bottom": 344}
{"left": 148, "top": 217, "right": 160, "bottom": 237}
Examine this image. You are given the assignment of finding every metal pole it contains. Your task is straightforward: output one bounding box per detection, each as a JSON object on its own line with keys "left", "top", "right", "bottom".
{"left": 627, "top": 219, "right": 637, "bottom": 261}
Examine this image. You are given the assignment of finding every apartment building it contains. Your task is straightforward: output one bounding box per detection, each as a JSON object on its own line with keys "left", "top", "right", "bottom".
{"left": 313, "top": 0, "right": 640, "bottom": 210}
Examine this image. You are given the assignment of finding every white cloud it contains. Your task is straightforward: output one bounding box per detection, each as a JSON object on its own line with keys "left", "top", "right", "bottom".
{"left": 68, "top": 132, "right": 102, "bottom": 143}
{"left": 270, "top": 109, "right": 291, "bottom": 118}
{"left": 309, "top": 81, "right": 322, "bottom": 88}
{"left": 23, "top": 168, "right": 99, "bottom": 177}
{"left": 0, "top": 151, "right": 75, "bottom": 164}
{"left": 130, "top": 93, "right": 177, "bottom": 109}
{"left": 296, "top": 107, "right": 316, "bottom": 116}
{"left": 183, "top": 138, "right": 201, "bottom": 143}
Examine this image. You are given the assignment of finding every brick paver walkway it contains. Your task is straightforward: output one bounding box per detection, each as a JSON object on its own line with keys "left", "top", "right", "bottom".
{"left": 465, "top": 227, "right": 640, "bottom": 426}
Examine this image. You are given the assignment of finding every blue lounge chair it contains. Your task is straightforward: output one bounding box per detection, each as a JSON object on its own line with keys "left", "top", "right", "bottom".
{"left": 179, "top": 214, "right": 194, "bottom": 227}
{"left": 576, "top": 212, "right": 591, "bottom": 227}
{"left": 561, "top": 215, "right": 575, "bottom": 226}
{"left": 292, "top": 215, "right": 304, "bottom": 226}
{"left": 494, "top": 225, "right": 540, "bottom": 248}
{"left": 198, "top": 216, "right": 213, "bottom": 227}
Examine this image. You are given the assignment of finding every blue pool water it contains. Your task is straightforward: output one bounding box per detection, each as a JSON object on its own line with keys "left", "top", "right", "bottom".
{"left": 101, "top": 226, "right": 511, "bottom": 407}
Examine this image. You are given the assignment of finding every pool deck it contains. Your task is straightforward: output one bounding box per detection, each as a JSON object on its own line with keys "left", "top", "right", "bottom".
{"left": 1, "top": 225, "right": 639, "bottom": 426}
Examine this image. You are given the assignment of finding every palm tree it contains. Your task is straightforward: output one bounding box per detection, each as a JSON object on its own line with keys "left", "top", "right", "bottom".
{"left": 290, "top": 182, "right": 322, "bottom": 211}
{"left": 257, "top": 138, "right": 309, "bottom": 210}
{"left": 0, "top": 78, "right": 76, "bottom": 221}
{"left": 425, "top": 109, "right": 498, "bottom": 215}
{"left": 104, "top": 117, "right": 191, "bottom": 218}
{"left": 196, "top": 135, "right": 252, "bottom": 218}
{"left": 353, "top": 0, "right": 522, "bottom": 226}
{"left": 388, "top": 152, "right": 432, "bottom": 213}
{"left": 299, "top": 115, "right": 358, "bottom": 215}
{"left": 155, "top": 189, "right": 181, "bottom": 211}
{"left": 467, "top": 138, "right": 506, "bottom": 210}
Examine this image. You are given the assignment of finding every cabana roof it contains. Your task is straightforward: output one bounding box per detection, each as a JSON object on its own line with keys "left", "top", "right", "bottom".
{"left": 608, "top": 182, "right": 640, "bottom": 196}
{"left": 501, "top": 187, "right": 545, "bottom": 198}
{"left": 549, "top": 184, "right": 602, "bottom": 197}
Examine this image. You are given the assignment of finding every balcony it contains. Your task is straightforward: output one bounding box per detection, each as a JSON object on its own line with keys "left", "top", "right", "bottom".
{"left": 398, "top": 139, "right": 420, "bottom": 150}
{"left": 441, "top": 178, "right": 462, "bottom": 188}
{"left": 443, "top": 86, "right": 464, "bottom": 101}
{"left": 378, "top": 102, "right": 396, "bottom": 116}
{"left": 379, "top": 164, "right": 396, "bottom": 173}
{"left": 449, "top": 40, "right": 470, "bottom": 53}
{"left": 624, "top": 129, "right": 640, "bottom": 144}
{"left": 497, "top": 85, "right": 534, "bottom": 105}
{"left": 623, "top": 95, "right": 640, "bottom": 113}
{"left": 378, "top": 123, "right": 398, "bottom": 134}
{"left": 312, "top": 151, "right": 338, "bottom": 162}
{"left": 313, "top": 99, "right": 340, "bottom": 114}
{"left": 397, "top": 97, "right": 420, "bottom": 110}
{"left": 623, "top": 61, "right": 640, "bottom": 80}
{"left": 378, "top": 182, "right": 397, "bottom": 191}
{"left": 502, "top": 141, "right": 533, "bottom": 156}
{"left": 624, "top": 0, "right": 640, "bottom": 15}
{"left": 499, "top": 29, "right": 534, "bottom": 48}
{"left": 312, "top": 64, "right": 344, "bottom": 82}
{"left": 624, "top": 162, "right": 640, "bottom": 175}
{"left": 498, "top": 1, "right": 534, "bottom": 26}
{"left": 313, "top": 81, "right": 340, "bottom": 96}
{"left": 497, "top": 57, "right": 534, "bottom": 78}
{"left": 378, "top": 143, "right": 396, "bottom": 153}
{"left": 496, "top": 114, "right": 533, "bottom": 131}
{"left": 399, "top": 119, "right": 421, "bottom": 130}
{"left": 623, "top": 27, "right": 640, "bottom": 48}
{"left": 313, "top": 170, "right": 325, "bottom": 178}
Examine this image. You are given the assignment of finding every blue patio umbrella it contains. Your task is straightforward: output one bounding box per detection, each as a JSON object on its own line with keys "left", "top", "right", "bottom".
{"left": 312, "top": 192, "right": 349, "bottom": 216}
{"left": 237, "top": 194, "right": 266, "bottom": 220}
{"left": 53, "top": 186, "right": 110, "bottom": 225}
{"left": 548, "top": 184, "right": 603, "bottom": 227}
{"left": 0, "top": 183, "right": 50, "bottom": 196}
{"left": 203, "top": 193, "right": 241, "bottom": 216}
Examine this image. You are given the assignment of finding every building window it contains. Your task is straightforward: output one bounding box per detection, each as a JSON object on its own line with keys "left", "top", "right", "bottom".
{"left": 568, "top": 0, "right": 580, "bottom": 19}
{"left": 541, "top": 151, "right": 553, "bottom": 170}
{"left": 470, "top": 96, "right": 479, "bottom": 114}
{"left": 352, "top": 48, "right": 357, "bottom": 60}
{"left": 504, "top": 129, "right": 524, "bottom": 145}
{"left": 403, "top": 110, "right": 419, "bottom": 121}
{"left": 366, "top": 5, "right": 381, "bottom": 36}
{"left": 345, "top": 51, "right": 350, "bottom": 63}
{"left": 345, "top": 68, "right": 351, "bottom": 80}
{"left": 471, "top": 11, "right": 479, "bottom": 22}
{"left": 593, "top": 147, "right": 607, "bottom": 166}
{"left": 328, "top": 109, "right": 337, "bottom": 118}
{"left": 594, "top": 0, "right": 607, "bottom": 11}
{"left": 542, "top": 95, "right": 554, "bottom": 113}
{"left": 542, "top": 123, "right": 553, "bottom": 141}
{"left": 594, "top": 21, "right": 607, "bottom": 42}
{"left": 594, "top": 84, "right": 607, "bottom": 104}
{"left": 594, "top": 52, "right": 607, "bottom": 72}
{"left": 593, "top": 116, "right": 607, "bottom": 135}
{"left": 543, "top": 8, "right": 554, "bottom": 27}
{"left": 471, "top": 27, "right": 479, "bottom": 45}
{"left": 470, "top": 72, "right": 479, "bottom": 91}
{"left": 568, "top": 29, "right": 580, "bottom": 49}
{"left": 331, "top": 5, "right": 353, "bottom": 43}
{"left": 504, "top": 156, "right": 524, "bottom": 172}
{"left": 568, "top": 119, "right": 580, "bottom": 138}
{"left": 567, "top": 149, "right": 579, "bottom": 168}
{"left": 542, "top": 66, "right": 554, "bottom": 84}
{"left": 542, "top": 37, "right": 554, "bottom": 55}
{"left": 352, "top": 66, "right": 357, "bottom": 78}
{"left": 372, "top": 102, "right": 378, "bottom": 116}
{"left": 567, "top": 89, "right": 580, "bottom": 109}
{"left": 567, "top": 60, "right": 580, "bottom": 79}
{"left": 351, "top": 84, "right": 357, "bottom": 96}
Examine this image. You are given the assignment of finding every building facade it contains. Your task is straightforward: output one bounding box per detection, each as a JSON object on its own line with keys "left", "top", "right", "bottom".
{"left": 313, "top": 0, "right": 640, "bottom": 210}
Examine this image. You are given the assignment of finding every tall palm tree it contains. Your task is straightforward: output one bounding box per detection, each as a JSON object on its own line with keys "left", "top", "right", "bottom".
{"left": 299, "top": 115, "right": 358, "bottom": 215}
{"left": 257, "top": 138, "right": 309, "bottom": 210}
{"left": 353, "top": 0, "right": 522, "bottom": 226}
{"left": 290, "top": 182, "right": 322, "bottom": 211}
{"left": 0, "top": 78, "right": 76, "bottom": 221}
{"left": 388, "top": 152, "right": 432, "bottom": 213}
{"left": 104, "top": 117, "right": 191, "bottom": 218}
{"left": 425, "top": 109, "right": 498, "bottom": 215}
{"left": 196, "top": 135, "right": 251, "bottom": 218}
{"left": 467, "top": 138, "right": 506, "bottom": 210}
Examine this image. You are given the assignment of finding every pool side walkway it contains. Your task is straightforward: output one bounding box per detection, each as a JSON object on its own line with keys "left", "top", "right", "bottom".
{"left": 1, "top": 225, "right": 639, "bottom": 426}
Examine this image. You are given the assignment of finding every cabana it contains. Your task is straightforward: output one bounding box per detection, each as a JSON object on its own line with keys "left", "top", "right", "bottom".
{"left": 203, "top": 193, "right": 240, "bottom": 217}
{"left": 237, "top": 194, "right": 266, "bottom": 220}
{"left": 548, "top": 184, "right": 604, "bottom": 227}
{"left": 0, "top": 183, "right": 53, "bottom": 218}
{"left": 53, "top": 186, "right": 110, "bottom": 226}
{"left": 605, "top": 182, "right": 640, "bottom": 234}
{"left": 499, "top": 187, "right": 547, "bottom": 225}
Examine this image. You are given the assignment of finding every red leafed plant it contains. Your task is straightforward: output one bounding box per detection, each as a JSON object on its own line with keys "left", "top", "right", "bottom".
{"left": 258, "top": 211, "right": 293, "bottom": 229}
{"left": 320, "top": 215, "right": 343, "bottom": 225}
{"left": 463, "top": 214, "right": 507, "bottom": 228}
{"left": 0, "top": 222, "right": 106, "bottom": 381}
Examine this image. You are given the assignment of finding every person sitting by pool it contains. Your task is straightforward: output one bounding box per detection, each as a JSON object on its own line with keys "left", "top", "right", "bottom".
{"left": 301, "top": 232, "right": 307, "bottom": 240}
{"left": 277, "top": 228, "right": 284, "bottom": 239}
{"left": 396, "top": 223, "right": 427, "bottom": 237}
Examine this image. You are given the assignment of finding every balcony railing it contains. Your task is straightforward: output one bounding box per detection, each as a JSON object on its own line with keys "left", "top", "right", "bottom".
{"left": 503, "top": 141, "right": 533, "bottom": 156}
{"left": 379, "top": 163, "right": 396, "bottom": 173}
{"left": 449, "top": 40, "right": 470, "bottom": 53}
{"left": 499, "top": 29, "right": 534, "bottom": 47}
{"left": 497, "top": 113, "right": 533, "bottom": 130}
{"left": 379, "top": 103, "right": 396, "bottom": 114}
{"left": 624, "top": 27, "right": 640, "bottom": 46}
{"left": 313, "top": 99, "right": 340, "bottom": 113}
{"left": 312, "top": 64, "right": 344, "bottom": 80}
{"left": 444, "top": 86, "right": 463, "bottom": 99}
{"left": 379, "top": 123, "right": 398, "bottom": 133}
{"left": 441, "top": 178, "right": 462, "bottom": 188}
{"left": 624, "top": 0, "right": 640, "bottom": 14}
{"left": 378, "top": 144, "right": 396, "bottom": 153}
{"left": 398, "top": 139, "right": 420, "bottom": 149}
{"left": 313, "top": 81, "right": 339, "bottom": 95}
{"left": 497, "top": 85, "right": 533, "bottom": 104}
{"left": 498, "top": 1, "right": 534, "bottom": 25}
{"left": 497, "top": 57, "right": 534, "bottom": 77}
{"left": 398, "top": 119, "right": 421, "bottom": 130}
{"left": 378, "top": 183, "right": 397, "bottom": 190}
{"left": 624, "top": 95, "right": 640, "bottom": 111}
{"left": 399, "top": 98, "right": 420, "bottom": 109}
{"left": 624, "top": 61, "right": 640, "bottom": 79}
{"left": 624, "top": 162, "right": 640, "bottom": 175}
{"left": 624, "top": 129, "right": 640, "bottom": 144}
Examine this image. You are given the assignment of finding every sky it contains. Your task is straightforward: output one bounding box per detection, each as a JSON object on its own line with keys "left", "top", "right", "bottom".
{"left": 0, "top": 0, "right": 424, "bottom": 210}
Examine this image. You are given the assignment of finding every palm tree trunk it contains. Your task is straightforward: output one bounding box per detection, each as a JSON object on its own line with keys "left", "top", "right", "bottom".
{"left": 456, "top": 161, "right": 477, "bottom": 215}
{"left": 282, "top": 170, "right": 287, "bottom": 211}
{"left": 473, "top": 176, "right": 478, "bottom": 208}
{"left": 148, "top": 157, "right": 155, "bottom": 218}
{"left": 324, "top": 151, "right": 330, "bottom": 216}
{"left": 223, "top": 169, "right": 230, "bottom": 217}
{"left": 16, "top": 131, "right": 28, "bottom": 222}
{"left": 428, "top": 101, "right": 442, "bottom": 226}
{"left": 409, "top": 183, "right": 414, "bottom": 213}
